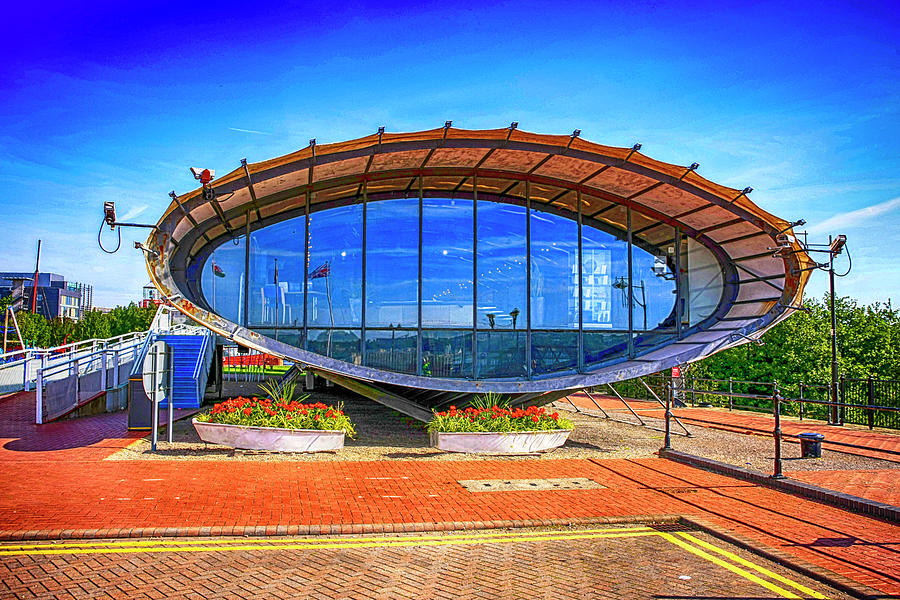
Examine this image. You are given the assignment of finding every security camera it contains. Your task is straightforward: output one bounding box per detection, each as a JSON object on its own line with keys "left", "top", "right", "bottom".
{"left": 190, "top": 167, "right": 215, "bottom": 184}
{"left": 103, "top": 201, "right": 116, "bottom": 229}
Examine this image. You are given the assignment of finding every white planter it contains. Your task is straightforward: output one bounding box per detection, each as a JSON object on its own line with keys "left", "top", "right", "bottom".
{"left": 192, "top": 419, "right": 345, "bottom": 452}
{"left": 430, "top": 429, "right": 572, "bottom": 454}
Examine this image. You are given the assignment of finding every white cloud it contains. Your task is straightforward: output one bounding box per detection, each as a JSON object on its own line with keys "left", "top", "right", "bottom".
{"left": 807, "top": 195, "right": 900, "bottom": 234}
{"left": 119, "top": 204, "right": 148, "bottom": 222}
{"left": 228, "top": 127, "right": 270, "bottom": 135}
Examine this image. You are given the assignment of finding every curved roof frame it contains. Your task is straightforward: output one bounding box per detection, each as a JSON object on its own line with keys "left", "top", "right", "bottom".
{"left": 145, "top": 127, "right": 812, "bottom": 393}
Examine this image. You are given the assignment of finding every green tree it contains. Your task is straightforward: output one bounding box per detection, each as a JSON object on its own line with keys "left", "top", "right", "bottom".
{"left": 689, "top": 295, "right": 900, "bottom": 401}
{"left": 74, "top": 310, "right": 111, "bottom": 341}
{"left": 13, "top": 311, "right": 52, "bottom": 348}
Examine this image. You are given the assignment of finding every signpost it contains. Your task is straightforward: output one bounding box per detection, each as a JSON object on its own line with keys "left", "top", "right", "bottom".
{"left": 142, "top": 341, "right": 172, "bottom": 451}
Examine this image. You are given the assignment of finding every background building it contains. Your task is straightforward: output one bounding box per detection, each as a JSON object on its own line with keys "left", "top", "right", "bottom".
{"left": 0, "top": 272, "right": 92, "bottom": 321}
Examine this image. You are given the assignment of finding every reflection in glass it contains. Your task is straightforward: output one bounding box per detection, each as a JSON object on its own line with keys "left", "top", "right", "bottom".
{"left": 422, "top": 330, "right": 472, "bottom": 378}
{"left": 422, "top": 198, "right": 473, "bottom": 327}
{"left": 307, "top": 204, "right": 362, "bottom": 327}
{"left": 686, "top": 238, "right": 723, "bottom": 327}
{"left": 583, "top": 331, "right": 630, "bottom": 366}
{"left": 254, "top": 328, "right": 303, "bottom": 350}
{"left": 634, "top": 331, "right": 677, "bottom": 354}
{"left": 530, "top": 209, "right": 578, "bottom": 328}
{"left": 582, "top": 224, "right": 628, "bottom": 329}
{"left": 366, "top": 198, "right": 419, "bottom": 327}
{"left": 249, "top": 218, "right": 305, "bottom": 328}
{"left": 201, "top": 237, "right": 246, "bottom": 325}
{"left": 365, "top": 329, "right": 417, "bottom": 374}
{"left": 532, "top": 331, "right": 578, "bottom": 375}
{"left": 476, "top": 331, "right": 526, "bottom": 379}
{"left": 631, "top": 230, "right": 677, "bottom": 331}
{"left": 308, "top": 329, "right": 361, "bottom": 364}
{"left": 477, "top": 201, "right": 527, "bottom": 330}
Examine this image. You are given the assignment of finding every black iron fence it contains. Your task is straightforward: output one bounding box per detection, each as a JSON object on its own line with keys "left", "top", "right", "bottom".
{"left": 601, "top": 374, "right": 900, "bottom": 430}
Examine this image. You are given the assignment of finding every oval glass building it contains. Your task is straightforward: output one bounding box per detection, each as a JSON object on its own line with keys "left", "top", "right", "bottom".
{"left": 146, "top": 127, "right": 814, "bottom": 419}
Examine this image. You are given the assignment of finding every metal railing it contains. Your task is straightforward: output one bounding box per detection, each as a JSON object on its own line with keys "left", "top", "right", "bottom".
{"left": 658, "top": 380, "right": 900, "bottom": 478}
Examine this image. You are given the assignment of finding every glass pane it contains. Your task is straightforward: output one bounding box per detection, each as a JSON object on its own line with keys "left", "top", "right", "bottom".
{"left": 366, "top": 198, "right": 419, "bottom": 327}
{"left": 200, "top": 236, "right": 246, "bottom": 324}
{"left": 307, "top": 204, "right": 363, "bottom": 327}
{"left": 530, "top": 209, "right": 578, "bottom": 329}
{"left": 364, "top": 329, "right": 417, "bottom": 374}
{"left": 532, "top": 331, "right": 578, "bottom": 375}
{"left": 687, "top": 238, "right": 723, "bottom": 326}
{"left": 422, "top": 198, "right": 473, "bottom": 327}
{"left": 476, "top": 201, "right": 527, "bottom": 330}
{"left": 248, "top": 217, "right": 305, "bottom": 327}
{"left": 254, "top": 328, "right": 303, "bottom": 349}
{"left": 583, "top": 331, "right": 629, "bottom": 366}
{"left": 634, "top": 331, "right": 677, "bottom": 354}
{"left": 632, "top": 228, "right": 678, "bottom": 331}
{"left": 308, "top": 329, "right": 361, "bottom": 364}
{"left": 581, "top": 223, "right": 628, "bottom": 329}
{"left": 422, "top": 330, "right": 472, "bottom": 378}
{"left": 475, "top": 330, "right": 526, "bottom": 379}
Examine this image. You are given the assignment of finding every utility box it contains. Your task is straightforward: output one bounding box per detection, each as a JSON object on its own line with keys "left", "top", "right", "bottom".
{"left": 798, "top": 432, "right": 825, "bottom": 458}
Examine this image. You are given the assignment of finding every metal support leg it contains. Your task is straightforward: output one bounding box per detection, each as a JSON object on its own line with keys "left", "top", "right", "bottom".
{"left": 663, "top": 381, "right": 672, "bottom": 451}
{"left": 772, "top": 389, "right": 784, "bottom": 479}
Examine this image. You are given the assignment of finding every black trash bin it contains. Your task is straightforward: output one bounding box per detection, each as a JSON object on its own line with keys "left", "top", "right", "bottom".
{"left": 798, "top": 432, "right": 825, "bottom": 458}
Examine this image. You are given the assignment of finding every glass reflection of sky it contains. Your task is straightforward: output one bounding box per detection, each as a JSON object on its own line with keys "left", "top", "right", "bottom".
{"left": 198, "top": 196, "right": 699, "bottom": 378}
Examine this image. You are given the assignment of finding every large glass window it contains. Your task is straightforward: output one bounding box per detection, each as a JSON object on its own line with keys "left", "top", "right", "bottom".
{"left": 366, "top": 198, "right": 419, "bottom": 328}
{"left": 581, "top": 223, "right": 628, "bottom": 330}
{"left": 422, "top": 330, "right": 472, "bottom": 378}
{"left": 200, "top": 236, "right": 246, "bottom": 325}
{"left": 686, "top": 238, "right": 724, "bottom": 326}
{"left": 248, "top": 218, "right": 305, "bottom": 328}
{"left": 308, "top": 329, "right": 361, "bottom": 364}
{"left": 199, "top": 194, "right": 724, "bottom": 381}
{"left": 307, "top": 204, "right": 362, "bottom": 328}
{"left": 365, "top": 329, "right": 417, "bottom": 374}
{"left": 530, "top": 209, "right": 578, "bottom": 329}
{"left": 476, "top": 201, "right": 527, "bottom": 331}
{"left": 422, "top": 198, "right": 473, "bottom": 327}
{"left": 631, "top": 234, "right": 677, "bottom": 332}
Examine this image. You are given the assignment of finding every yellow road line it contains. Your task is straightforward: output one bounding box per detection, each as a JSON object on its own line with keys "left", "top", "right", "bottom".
{"left": 0, "top": 526, "right": 653, "bottom": 552}
{"left": 658, "top": 532, "right": 802, "bottom": 599}
{"left": 0, "top": 530, "right": 659, "bottom": 556}
{"left": 675, "top": 532, "right": 828, "bottom": 599}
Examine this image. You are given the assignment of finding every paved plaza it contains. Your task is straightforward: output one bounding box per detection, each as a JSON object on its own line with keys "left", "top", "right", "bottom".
{"left": 0, "top": 388, "right": 898, "bottom": 598}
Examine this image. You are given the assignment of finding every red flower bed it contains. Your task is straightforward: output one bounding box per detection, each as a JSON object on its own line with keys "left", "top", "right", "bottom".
{"left": 427, "top": 404, "right": 572, "bottom": 433}
{"left": 195, "top": 396, "right": 356, "bottom": 437}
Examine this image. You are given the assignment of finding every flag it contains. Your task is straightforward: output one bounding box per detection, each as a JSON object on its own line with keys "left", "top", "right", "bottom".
{"left": 213, "top": 263, "right": 225, "bottom": 278}
{"left": 309, "top": 261, "right": 330, "bottom": 279}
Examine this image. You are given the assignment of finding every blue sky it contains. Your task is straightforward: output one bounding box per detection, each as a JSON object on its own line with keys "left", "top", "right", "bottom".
{"left": 1, "top": 0, "right": 897, "bottom": 307}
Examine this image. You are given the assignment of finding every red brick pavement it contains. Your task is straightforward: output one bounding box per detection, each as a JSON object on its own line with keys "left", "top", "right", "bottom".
{"left": 564, "top": 392, "right": 900, "bottom": 463}
{"left": 790, "top": 469, "right": 900, "bottom": 507}
{"left": 1, "top": 391, "right": 899, "bottom": 595}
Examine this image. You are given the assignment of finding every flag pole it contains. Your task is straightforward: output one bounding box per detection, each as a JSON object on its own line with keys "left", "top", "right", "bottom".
{"left": 326, "top": 261, "right": 333, "bottom": 356}
{"left": 274, "top": 257, "right": 279, "bottom": 341}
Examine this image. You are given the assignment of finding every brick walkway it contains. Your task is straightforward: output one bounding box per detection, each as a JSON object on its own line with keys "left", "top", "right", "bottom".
{"left": 1, "top": 391, "right": 898, "bottom": 596}
{"left": 563, "top": 392, "right": 900, "bottom": 463}
{"left": 0, "top": 527, "right": 854, "bottom": 599}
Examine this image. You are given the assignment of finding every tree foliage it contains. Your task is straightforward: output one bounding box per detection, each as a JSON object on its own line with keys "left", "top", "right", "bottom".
{"left": 689, "top": 295, "right": 900, "bottom": 390}
{"left": 2, "top": 303, "right": 157, "bottom": 350}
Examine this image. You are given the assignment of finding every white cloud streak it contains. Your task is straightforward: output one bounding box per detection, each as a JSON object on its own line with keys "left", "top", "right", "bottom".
{"left": 119, "top": 204, "right": 148, "bottom": 222}
{"left": 807, "top": 195, "right": 900, "bottom": 234}
{"left": 228, "top": 127, "right": 270, "bottom": 135}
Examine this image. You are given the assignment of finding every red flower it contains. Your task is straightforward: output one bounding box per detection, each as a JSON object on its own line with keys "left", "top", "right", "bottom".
{"left": 243, "top": 408, "right": 252, "bottom": 416}
{"left": 531, "top": 415, "right": 539, "bottom": 423}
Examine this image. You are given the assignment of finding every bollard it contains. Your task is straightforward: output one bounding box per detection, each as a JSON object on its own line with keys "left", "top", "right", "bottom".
{"left": 663, "top": 380, "right": 672, "bottom": 451}
{"left": 772, "top": 389, "right": 784, "bottom": 479}
{"left": 799, "top": 382, "right": 804, "bottom": 420}
{"left": 728, "top": 377, "right": 733, "bottom": 411}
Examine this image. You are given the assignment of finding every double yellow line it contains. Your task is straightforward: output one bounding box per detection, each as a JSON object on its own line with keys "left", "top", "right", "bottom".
{"left": 0, "top": 527, "right": 826, "bottom": 599}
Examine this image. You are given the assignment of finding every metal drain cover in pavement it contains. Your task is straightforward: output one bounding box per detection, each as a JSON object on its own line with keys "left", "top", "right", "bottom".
{"left": 458, "top": 478, "right": 605, "bottom": 492}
